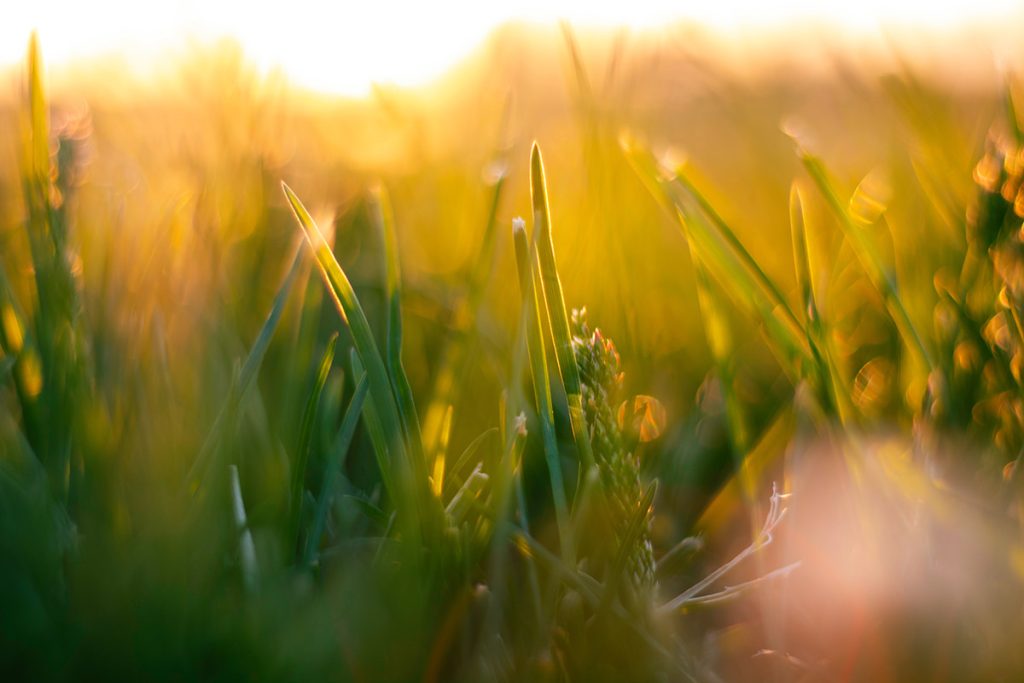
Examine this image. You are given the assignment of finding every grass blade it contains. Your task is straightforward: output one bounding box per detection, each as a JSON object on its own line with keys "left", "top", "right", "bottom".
{"left": 799, "top": 150, "right": 935, "bottom": 375}
{"left": 692, "top": 260, "right": 751, "bottom": 454}
{"left": 512, "top": 219, "right": 574, "bottom": 565}
{"left": 371, "top": 186, "right": 426, "bottom": 471}
{"left": 349, "top": 349, "right": 398, "bottom": 512}
{"left": 673, "top": 195, "right": 810, "bottom": 378}
{"left": 186, "top": 243, "right": 304, "bottom": 492}
{"left": 672, "top": 171, "right": 806, "bottom": 350}
{"left": 431, "top": 405, "right": 453, "bottom": 498}
{"left": 290, "top": 332, "right": 338, "bottom": 550}
{"left": 789, "top": 183, "right": 847, "bottom": 420}
{"left": 442, "top": 427, "right": 497, "bottom": 499}
{"left": 303, "top": 373, "right": 369, "bottom": 568}
{"left": 530, "top": 143, "right": 595, "bottom": 475}
{"left": 229, "top": 464, "right": 259, "bottom": 593}
{"left": 623, "top": 141, "right": 812, "bottom": 378}
{"left": 19, "top": 33, "right": 86, "bottom": 499}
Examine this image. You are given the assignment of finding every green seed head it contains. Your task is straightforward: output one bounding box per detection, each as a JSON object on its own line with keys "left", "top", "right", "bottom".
{"left": 570, "top": 307, "right": 655, "bottom": 607}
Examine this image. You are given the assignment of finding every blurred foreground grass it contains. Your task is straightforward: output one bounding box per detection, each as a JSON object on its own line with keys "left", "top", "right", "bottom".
{"left": 2, "top": 27, "right": 1024, "bottom": 682}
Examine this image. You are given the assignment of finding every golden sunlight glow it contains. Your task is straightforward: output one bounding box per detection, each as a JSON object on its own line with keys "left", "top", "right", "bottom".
{"left": 2, "top": 0, "right": 1023, "bottom": 95}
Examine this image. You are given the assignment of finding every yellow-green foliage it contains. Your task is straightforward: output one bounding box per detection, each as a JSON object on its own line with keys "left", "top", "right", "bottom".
{"left": 1, "top": 29, "right": 1024, "bottom": 683}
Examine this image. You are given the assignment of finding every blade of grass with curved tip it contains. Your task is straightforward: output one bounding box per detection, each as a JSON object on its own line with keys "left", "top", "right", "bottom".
{"left": 513, "top": 219, "right": 574, "bottom": 566}
{"left": 371, "top": 186, "right": 426, "bottom": 473}
{"left": 799, "top": 151, "right": 934, "bottom": 375}
{"left": 530, "top": 144, "right": 595, "bottom": 476}
{"left": 289, "top": 332, "right": 338, "bottom": 549}
{"left": 303, "top": 373, "right": 369, "bottom": 568}
{"left": 186, "top": 243, "right": 304, "bottom": 492}
{"left": 282, "top": 182, "right": 436, "bottom": 543}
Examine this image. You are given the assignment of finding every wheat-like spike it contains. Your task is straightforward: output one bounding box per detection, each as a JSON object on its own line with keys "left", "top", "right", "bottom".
{"left": 570, "top": 307, "right": 655, "bottom": 604}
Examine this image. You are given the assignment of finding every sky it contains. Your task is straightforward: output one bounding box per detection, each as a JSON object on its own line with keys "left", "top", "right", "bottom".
{"left": 3, "top": 0, "right": 1023, "bottom": 95}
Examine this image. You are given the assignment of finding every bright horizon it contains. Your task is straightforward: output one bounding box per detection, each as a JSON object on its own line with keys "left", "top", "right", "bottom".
{"left": 4, "top": 0, "right": 1024, "bottom": 96}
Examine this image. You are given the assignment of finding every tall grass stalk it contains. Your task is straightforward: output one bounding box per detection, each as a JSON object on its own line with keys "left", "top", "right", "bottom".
{"left": 512, "top": 219, "right": 574, "bottom": 566}
{"left": 530, "top": 143, "right": 596, "bottom": 476}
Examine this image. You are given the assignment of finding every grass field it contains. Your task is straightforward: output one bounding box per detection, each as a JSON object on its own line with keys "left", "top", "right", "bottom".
{"left": 2, "top": 25, "right": 1024, "bottom": 682}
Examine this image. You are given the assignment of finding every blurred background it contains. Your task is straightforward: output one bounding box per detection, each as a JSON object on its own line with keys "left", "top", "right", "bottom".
{"left": 3, "top": 2, "right": 1024, "bottom": 681}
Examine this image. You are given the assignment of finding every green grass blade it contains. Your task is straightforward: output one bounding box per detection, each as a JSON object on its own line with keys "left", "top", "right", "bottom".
{"left": 19, "top": 33, "right": 85, "bottom": 500}
{"left": 229, "top": 464, "right": 259, "bottom": 593}
{"left": 22, "top": 33, "right": 57, "bottom": 262}
{"left": 673, "top": 196, "right": 809, "bottom": 378}
{"left": 692, "top": 261, "right": 750, "bottom": 454}
{"left": 481, "top": 404, "right": 527, "bottom": 638}
{"left": 25, "top": 35, "right": 48, "bottom": 193}
{"left": 444, "top": 462, "right": 488, "bottom": 524}
{"left": 789, "top": 184, "right": 818, "bottom": 332}
{"left": 185, "top": 244, "right": 304, "bottom": 492}
{"left": 513, "top": 470, "right": 546, "bottom": 630}
{"left": 789, "top": 184, "right": 847, "bottom": 420}
{"left": 303, "top": 373, "right": 369, "bottom": 568}
{"left": 623, "top": 141, "right": 811, "bottom": 377}
{"left": 530, "top": 143, "right": 595, "bottom": 475}
{"left": 512, "top": 219, "right": 574, "bottom": 566}
{"left": 348, "top": 350, "right": 398, "bottom": 513}
{"left": 672, "top": 172, "right": 806, "bottom": 345}
{"left": 281, "top": 182, "right": 436, "bottom": 544}
{"left": 799, "top": 151, "right": 935, "bottom": 374}
{"left": 290, "top": 332, "right": 338, "bottom": 550}
{"left": 370, "top": 186, "right": 427, "bottom": 475}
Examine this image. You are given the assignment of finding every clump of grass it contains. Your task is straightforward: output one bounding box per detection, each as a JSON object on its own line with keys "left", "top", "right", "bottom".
{"left": 15, "top": 30, "right": 1024, "bottom": 683}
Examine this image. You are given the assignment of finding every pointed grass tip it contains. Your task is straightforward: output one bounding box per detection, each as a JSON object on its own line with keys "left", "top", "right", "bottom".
{"left": 529, "top": 141, "right": 546, "bottom": 193}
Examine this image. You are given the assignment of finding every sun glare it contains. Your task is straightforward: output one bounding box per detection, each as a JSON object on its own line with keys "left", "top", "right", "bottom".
{"left": 2, "top": 0, "right": 1023, "bottom": 95}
